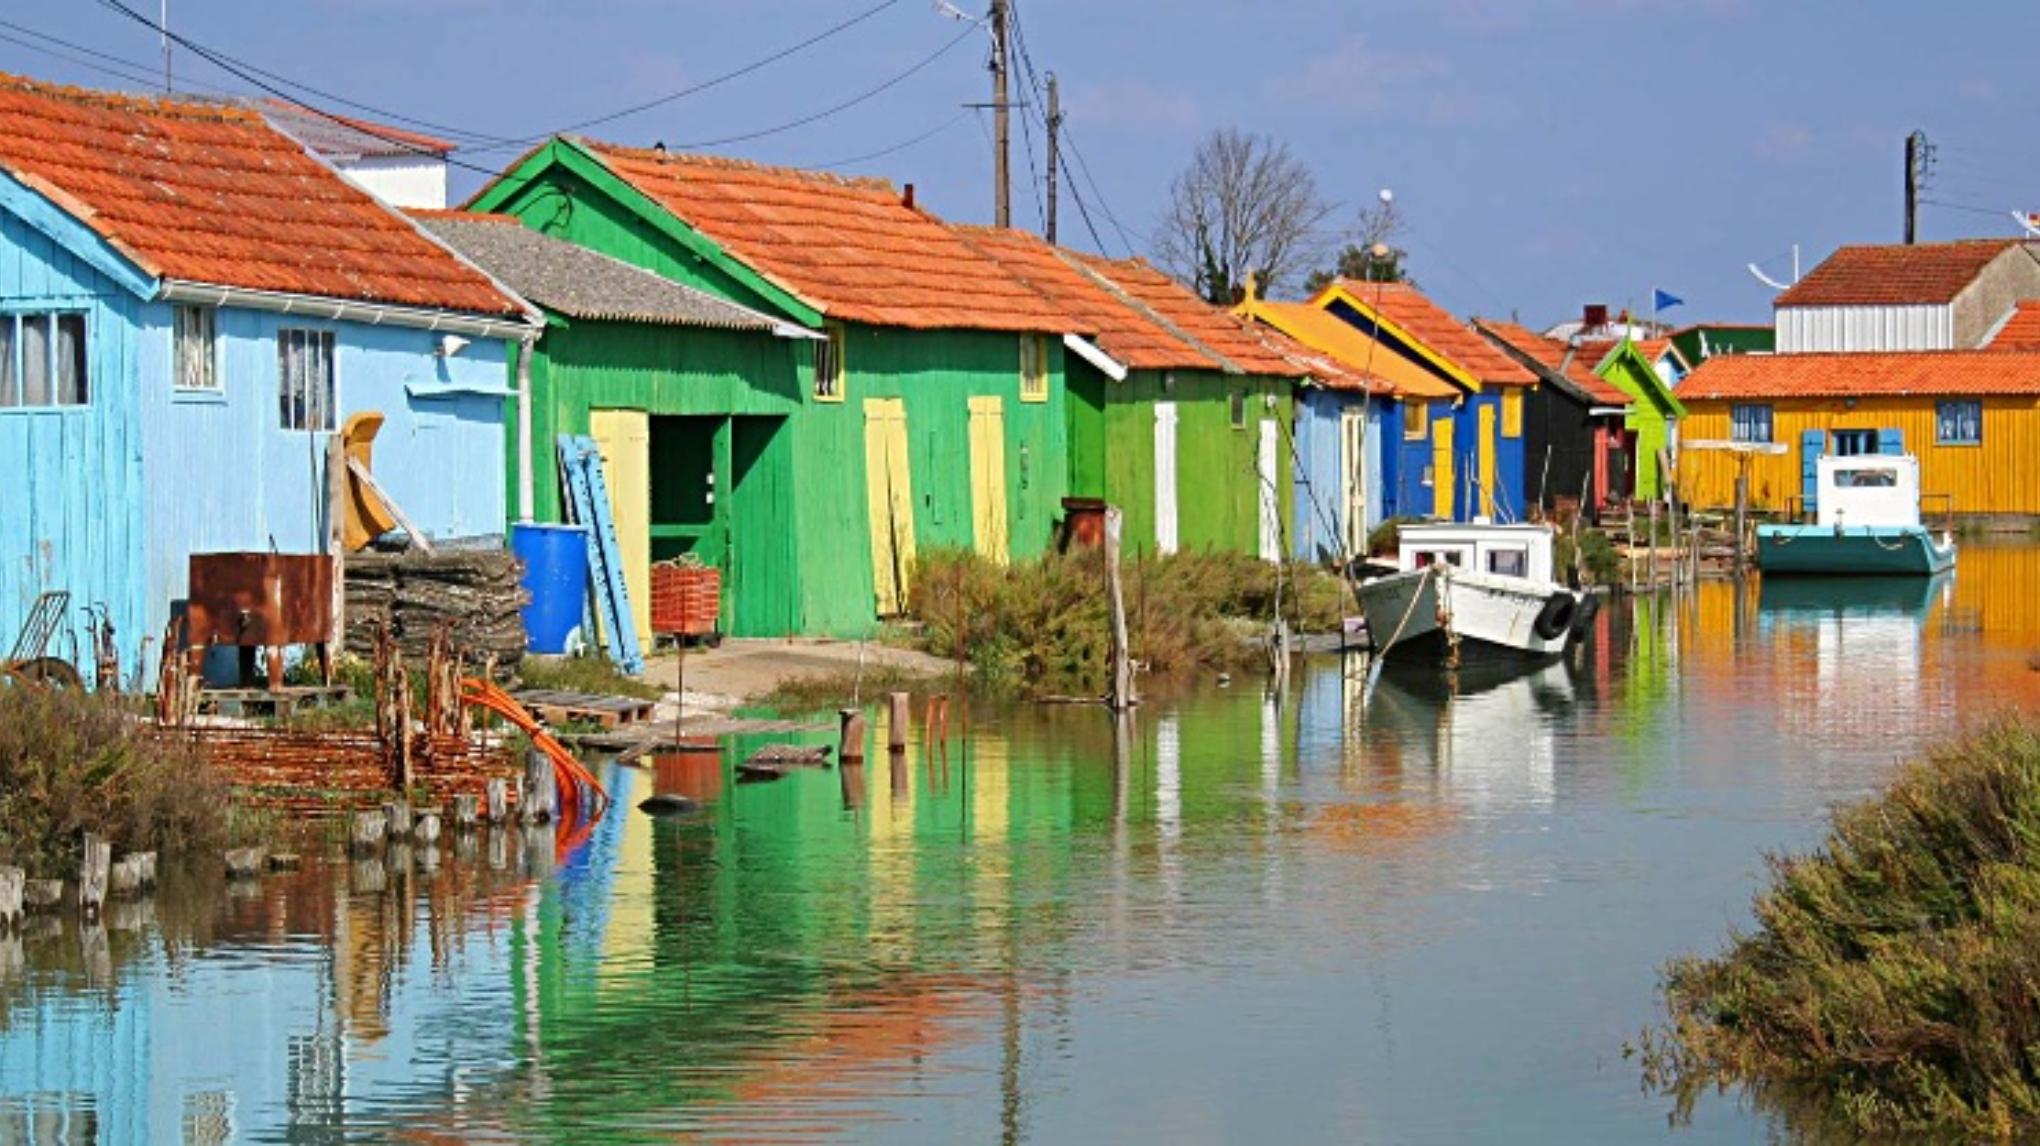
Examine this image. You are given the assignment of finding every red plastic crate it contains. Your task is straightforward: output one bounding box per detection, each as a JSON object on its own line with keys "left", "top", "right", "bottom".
{"left": 651, "top": 562, "right": 720, "bottom": 636}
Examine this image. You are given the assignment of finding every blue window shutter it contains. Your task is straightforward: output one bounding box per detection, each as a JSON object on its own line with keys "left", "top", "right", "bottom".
{"left": 1878, "top": 427, "right": 1903, "bottom": 455}
{"left": 1800, "top": 428, "right": 1825, "bottom": 512}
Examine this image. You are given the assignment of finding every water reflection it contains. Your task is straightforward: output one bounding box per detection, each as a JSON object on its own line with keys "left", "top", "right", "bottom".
{"left": 7, "top": 546, "right": 2040, "bottom": 1141}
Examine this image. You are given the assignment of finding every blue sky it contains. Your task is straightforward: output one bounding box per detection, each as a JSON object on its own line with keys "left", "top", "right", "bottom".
{"left": 6, "top": 0, "right": 2039, "bottom": 327}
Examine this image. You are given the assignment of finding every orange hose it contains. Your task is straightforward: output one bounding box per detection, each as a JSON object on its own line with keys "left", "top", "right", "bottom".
{"left": 460, "top": 677, "right": 610, "bottom": 815}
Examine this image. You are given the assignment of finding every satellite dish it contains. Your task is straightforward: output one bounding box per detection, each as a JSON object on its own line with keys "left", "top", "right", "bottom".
{"left": 1747, "top": 263, "right": 1793, "bottom": 291}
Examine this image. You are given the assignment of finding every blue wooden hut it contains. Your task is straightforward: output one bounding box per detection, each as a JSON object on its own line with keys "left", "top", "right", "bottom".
{"left": 0, "top": 73, "right": 535, "bottom": 678}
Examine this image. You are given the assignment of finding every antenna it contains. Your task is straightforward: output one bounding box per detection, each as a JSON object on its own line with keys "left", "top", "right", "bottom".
{"left": 1746, "top": 244, "right": 1802, "bottom": 293}
{"left": 2015, "top": 212, "right": 2040, "bottom": 240}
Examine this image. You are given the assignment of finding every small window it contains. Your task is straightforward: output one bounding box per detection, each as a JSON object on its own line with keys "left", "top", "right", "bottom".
{"left": 0, "top": 311, "right": 89, "bottom": 409}
{"left": 1403, "top": 401, "right": 1429, "bottom": 440}
{"left": 1229, "top": 389, "right": 1247, "bottom": 429}
{"left": 1487, "top": 547, "right": 1528, "bottom": 577}
{"left": 175, "top": 305, "right": 219, "bottom": 392}
{"left": 278, "top": 328, "right": 336, "bottom": 432}
{"left": 1019, "top": 334, "right": 1049, "bottom": 403}
{"left": 1936, "top": 400, "right": 1981, "bottom": 446}
{"left": 1830, "top": 429, "right": 1877, "bottom": 457}
{"left": 813, "top": 325, "right": 846, "bottom": 402}
{"left": 1834, "top": 467, "right": 1898, "bottom": 488}
{"left": 1413, "top": 548, "right": 1464, "bottom": 567}
{"left": 1500, "top": 388, "right": 1523, "bottom": 438}
{"left": 1730, "top": 403, "right": 1772, "bottom": 444}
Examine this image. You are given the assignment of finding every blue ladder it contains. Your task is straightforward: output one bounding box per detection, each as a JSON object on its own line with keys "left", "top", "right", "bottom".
{"left": 557, "top": 435, "right": 644, "bottom": 676}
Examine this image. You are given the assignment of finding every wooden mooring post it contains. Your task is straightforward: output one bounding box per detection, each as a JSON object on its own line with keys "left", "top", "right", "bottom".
{"left": 523, "top": 750, "right": 557, "bottom": 824}
{"left": 887, "top": 692, "right": 910, "bottom": 754}
{"left": 0, "top": 867, "right": 22, "bottom": 930}
{"left": 485, "top": 778, "right": 509, "bottom": 825}
{"left": 1104, "top": 505, "right": 1136, "bottom": 710}
{"left": 838, "top": 708, "right": 867, "bottom": 764}
{"left": 78, "top": 834, "right": 110, "bottom": 920}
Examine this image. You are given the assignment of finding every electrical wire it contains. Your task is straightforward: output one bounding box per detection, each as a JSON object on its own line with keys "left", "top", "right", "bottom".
{"left": 812, "top": 107, "right": 972, "bottom": 170}
{"left": 0, "top": 26, "right": 171, "bottom": 91}
{"left": 1005, "top": 0, "right": 1132, "bottom": 255}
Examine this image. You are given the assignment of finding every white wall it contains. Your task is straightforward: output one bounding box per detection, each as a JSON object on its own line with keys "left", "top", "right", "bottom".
{"left": 340, "top": 155, "right": 449, "bottom": 210}
{"left": 1776, "top": 303, "right": 1953, "bottom": 353}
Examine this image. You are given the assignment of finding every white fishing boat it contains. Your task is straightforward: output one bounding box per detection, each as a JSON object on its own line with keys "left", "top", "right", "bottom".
{"left": 1754, "top": 454, "right": 1956, "bottom": 576}
{"left": 1354, "top": 522, "right": 1592, "bottom": 664}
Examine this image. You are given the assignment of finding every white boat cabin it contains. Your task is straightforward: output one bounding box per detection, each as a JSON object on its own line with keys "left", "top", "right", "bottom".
{"left": 1816, "top": 455, "right": 1922, "bottom": 529}
{"left": 1397, "top": 523, "right": 1559, "bottom": 582}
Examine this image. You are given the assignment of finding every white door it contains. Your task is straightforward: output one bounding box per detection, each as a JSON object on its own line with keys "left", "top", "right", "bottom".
{"left": 1340, "top": 408, "right": 1367, "bottom": 558}
{"left": 1154, "top": 402, "right": 1179, "bottom": 554}
{"left": 1258, "top": 417, "right": 1281, "bottom": 562}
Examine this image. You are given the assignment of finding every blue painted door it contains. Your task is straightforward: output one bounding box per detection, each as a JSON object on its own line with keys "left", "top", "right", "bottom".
{"left": 1800, "top": 428, "right": 1824, "bottom": 514}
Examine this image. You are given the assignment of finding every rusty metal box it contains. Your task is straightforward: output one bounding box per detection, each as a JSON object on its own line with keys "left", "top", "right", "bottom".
{"left": 185, "top": 553, "right": 335, "bottom": 648}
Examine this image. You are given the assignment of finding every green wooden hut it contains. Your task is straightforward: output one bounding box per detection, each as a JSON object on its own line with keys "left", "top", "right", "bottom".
{"left": 1584, "top": 339, "right": 1686, "bottom": 499}
{"left": 418, "top": 211, "right": 812, "bottom": 640}
{"left": 956, "top": 226, "right": 1304, "bottom": 558}
{"left": 466, "top": 139, "right": 1087, "bottom": 634}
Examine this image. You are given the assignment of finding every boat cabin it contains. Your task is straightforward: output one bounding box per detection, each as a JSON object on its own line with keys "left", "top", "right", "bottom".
{"left": 1816, "top": 454, "right": 1923, "bottom": 529}
{"left": 1397, "top": 523, "right": 1558, "bottom": 582}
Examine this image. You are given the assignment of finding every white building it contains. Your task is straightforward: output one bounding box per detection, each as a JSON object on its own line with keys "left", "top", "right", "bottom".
{"left": 255, "top": 98, "right": 453, "bottom": 210}
{"left": 1773, "top": 239, "right": 2040, "bottom": 353}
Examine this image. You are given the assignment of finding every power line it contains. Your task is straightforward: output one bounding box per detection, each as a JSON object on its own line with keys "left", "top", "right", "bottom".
{"left": 0, "top": 26, "right": 174, "bottom": 91}
{"left": 813, "top": 107, "right": 971, "bottom": 170}
{"left": 1005, "top": 0, "right": 1134, "bottom": 255}
{"left": 0, "top": 16, "right": 234, "bottom": 93}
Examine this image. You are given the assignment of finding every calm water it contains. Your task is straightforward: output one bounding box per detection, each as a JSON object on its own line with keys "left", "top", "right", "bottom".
{"left": 8, "top": 546, "right": 2040, "bottom": 1144}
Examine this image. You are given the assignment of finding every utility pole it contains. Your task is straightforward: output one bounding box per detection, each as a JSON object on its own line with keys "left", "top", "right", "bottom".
{"left": 1044, "top": 73, "right": 1061, "bottom": 243}
{"left": 160, "top": 0, "right": 171, "bottom": 92}
{"left": 990, "top": 0, "right": 1012, "bottom": 228}
{"left": 1904, "top": 129, "right": 1933, "bottom": 245}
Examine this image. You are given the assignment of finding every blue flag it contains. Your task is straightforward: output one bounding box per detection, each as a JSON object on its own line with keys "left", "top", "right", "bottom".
{"left": 1653, "top": 288, "right": 1685, "bottom": 313}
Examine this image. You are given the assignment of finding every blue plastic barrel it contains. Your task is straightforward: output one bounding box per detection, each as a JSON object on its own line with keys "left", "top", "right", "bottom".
{"left": 512, "top": 523, "right": 589, "bottom": 654}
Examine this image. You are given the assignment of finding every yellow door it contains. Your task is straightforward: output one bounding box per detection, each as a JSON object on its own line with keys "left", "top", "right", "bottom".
{"left": 1478, "top": 403, "right": 1498, "bottom": 520}
{"left": 967, "top": 396, "right": 1009, "bottom": 564}
{"left": 588, "top": 409, "right": 652, "bottom": 647}
{"left": 863, "top": 398, "right": 916, "bottom": 615}
{"left": 1431, "top": 414, "right": 1454, "bottom": 520}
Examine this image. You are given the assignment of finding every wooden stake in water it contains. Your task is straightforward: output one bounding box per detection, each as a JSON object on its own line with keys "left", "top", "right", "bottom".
{"left": 1105, "top": 505, "right": 1136, "bottom": 711}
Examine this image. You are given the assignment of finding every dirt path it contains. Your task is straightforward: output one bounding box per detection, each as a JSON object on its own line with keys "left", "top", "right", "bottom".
{"left": 641, "top": 638, "right": 956, "bottom": 708}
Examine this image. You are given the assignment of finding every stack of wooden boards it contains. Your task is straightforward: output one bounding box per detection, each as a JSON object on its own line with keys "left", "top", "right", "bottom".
{"left": 345, "top": 550, "right": 528, "bottom": 670}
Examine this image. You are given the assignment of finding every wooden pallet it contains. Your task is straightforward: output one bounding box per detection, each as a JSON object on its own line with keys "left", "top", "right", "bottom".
{"left": 511, "top": 688, "right": 658, "bottom": 729}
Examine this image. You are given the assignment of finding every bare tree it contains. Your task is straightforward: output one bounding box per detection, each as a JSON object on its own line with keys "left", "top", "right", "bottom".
{"left": 1154, "top": 129, "right": 1334, "bottom": 304}
{"left": 1306, "top": 198, "right": 1414, "bottom": 294}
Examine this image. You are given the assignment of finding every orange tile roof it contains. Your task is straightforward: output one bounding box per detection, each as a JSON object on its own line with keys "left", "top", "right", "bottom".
{"left": 1474, "top": 320, "right": 1632, "bottom": 406}
{"left": 1067, "top": 252, "right": 1302, "bottom": 377}
{"left": 952, "top": 225, "right": 1212, "bottom": 370}
{"left": 1327, "top": 281, "right": 1537, "bottom": 386}
{"left": 0, "top": 73, "right": 523, "bottom": 316}
{"left": 1988, "top": 301, "right": 2040, "bottom": 350}
{"left": 1238, "top": 297, "right": 1459, "bottom": 399}
{"left": 1679, "top": 350, "right": 2040, "bottom": 400}
{"left": 1774, "top": 239, "right": 2028, "bottom": 308}
{"left": 577, "top": 140, "right": 1067, "bottom": 333}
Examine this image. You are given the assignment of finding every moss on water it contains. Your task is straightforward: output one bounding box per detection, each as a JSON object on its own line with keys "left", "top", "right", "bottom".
{"left": 1642, "top": 720, "right": 2040, "bottom": 1140}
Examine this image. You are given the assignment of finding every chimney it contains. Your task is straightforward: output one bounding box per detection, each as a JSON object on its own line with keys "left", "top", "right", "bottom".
{"left": 901, "top": 183, "right": 916, "bottom": 211}
{"left": 1582, "top": 303, "right": 1609, "bottom": 331}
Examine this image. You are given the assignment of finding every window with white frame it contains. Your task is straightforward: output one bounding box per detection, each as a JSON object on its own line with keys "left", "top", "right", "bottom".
{"left": 174, "top": 305, "right": 219, "bottom": 392}
{"left": 1936, "top": 400, "right": 1981, "bottom": 446}
{"left": 278, "top": 328, "right": 336, "bottom": 431}
{"left": 1730, "top": 403, "right": 1772, "bottom": 443}
{"left": 0, "top": 311, "right": 89, "bottom": 409}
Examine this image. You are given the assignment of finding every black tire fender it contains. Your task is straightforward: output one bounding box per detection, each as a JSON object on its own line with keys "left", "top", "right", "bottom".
{"left": 1532, "top": 593, "right": 1577, "bottom": 642}
{"left": 1568, "top": 592, "right": 1601, "bottom": 639}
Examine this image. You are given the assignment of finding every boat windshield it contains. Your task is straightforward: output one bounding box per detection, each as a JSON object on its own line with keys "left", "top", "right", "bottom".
{"left": 1834, "top": 468, "right": 1899, "bottom": 488}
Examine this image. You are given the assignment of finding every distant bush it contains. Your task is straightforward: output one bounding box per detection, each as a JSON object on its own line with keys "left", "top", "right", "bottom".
{"left": 1641, "top": 721, "right": 2040, "bottom": 1139}
{"left": 908, "top": 547, "right": 1347, "bottom": 696}
{"left": 0, "top": 686, "right": 258, "bottom": 877}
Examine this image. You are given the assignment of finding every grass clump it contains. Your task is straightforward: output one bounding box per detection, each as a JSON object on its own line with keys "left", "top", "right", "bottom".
{"left": 760, "top": 664, "right": 953, "bottom": 712}
{"left": 517, "top": 654, "right": 662, "bottom": 701}
{"left": 0, "top": 685, "right": 262, "bottom": 877}
{"left": 1641, "top": 720, "right": 2040, "bottom": 1139}
{"left": 907, "top": 547, "right": 1348, "bottom": 696}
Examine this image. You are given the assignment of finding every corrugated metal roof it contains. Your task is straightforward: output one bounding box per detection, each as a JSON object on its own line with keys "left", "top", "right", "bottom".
{"left": 415, "top": 212, "right": 785, "bottom": 331}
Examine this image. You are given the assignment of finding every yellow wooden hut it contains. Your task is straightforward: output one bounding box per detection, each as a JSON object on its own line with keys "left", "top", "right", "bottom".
{"left": 1677, "top": 350, "right": 2040, "bottom": 518}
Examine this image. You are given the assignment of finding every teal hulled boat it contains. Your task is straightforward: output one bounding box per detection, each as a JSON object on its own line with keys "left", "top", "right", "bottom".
{"left": 1754, "top": 453, "right": 1956, "bottom": 577}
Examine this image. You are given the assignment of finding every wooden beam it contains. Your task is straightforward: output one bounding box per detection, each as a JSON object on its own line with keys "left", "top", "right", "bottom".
{"left": 345, "top": 457, "right": 436, "bottom": 554}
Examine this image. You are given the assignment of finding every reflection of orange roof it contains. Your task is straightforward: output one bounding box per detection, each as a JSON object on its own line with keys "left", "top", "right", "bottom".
{"left": 1068, "top": 252, "right": 1304, "bottom": 377}
{"left": 1239, "top": 297, "right": 1458, "bottom": 398}
{"left": 1475, "top": 320, "right": 1632, "bottom": 405}
{"left": 578, "top": 140, "right": 1068, "bottom": 333}
{"left": 1323, "top": 281, "right": 1537, "bottom": 386}
{"left": 1682, "top": 349, "right": 2040, "bottom": 399}
{"left": 955, "top": 226, "right": 1212, "bottom": 370}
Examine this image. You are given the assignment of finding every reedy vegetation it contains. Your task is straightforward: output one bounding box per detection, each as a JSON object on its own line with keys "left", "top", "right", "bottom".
{"left": 1642, "top": 721, "right": 2040, "bottom": 1140}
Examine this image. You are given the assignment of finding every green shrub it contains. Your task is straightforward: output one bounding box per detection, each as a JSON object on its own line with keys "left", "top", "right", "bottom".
{"left": 0, "top": 685, "right": 259, "bottom": 877}
{"left": 1642, "top": 721, "right": 2040, "bottom": 1139}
